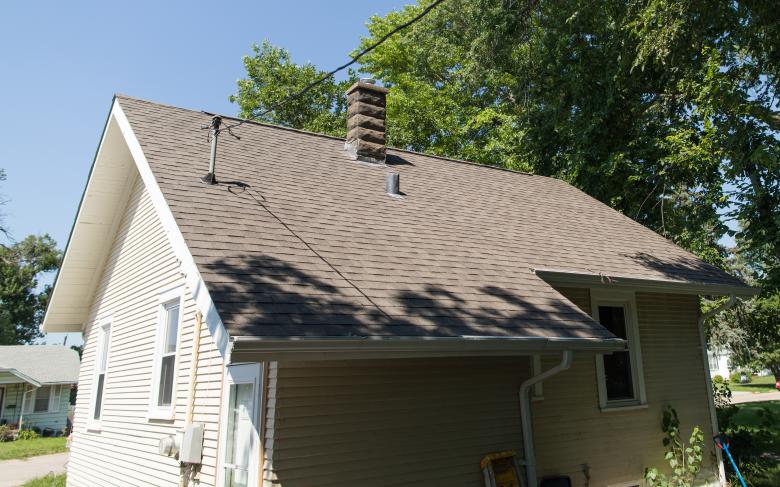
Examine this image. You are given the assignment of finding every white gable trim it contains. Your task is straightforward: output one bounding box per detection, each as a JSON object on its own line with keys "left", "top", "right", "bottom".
{"left": 44, "top": 98, "right": 230, "bottom": 357}
{"left": 112, "top": 101, "right": 230, "bottom": 357}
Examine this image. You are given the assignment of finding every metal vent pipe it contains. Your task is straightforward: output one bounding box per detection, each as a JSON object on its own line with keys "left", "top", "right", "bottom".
{"left": 386, "top": 173, "right": 400, "bottom": 196}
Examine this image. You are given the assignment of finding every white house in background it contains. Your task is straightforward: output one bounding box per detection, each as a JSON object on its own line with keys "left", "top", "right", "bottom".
{"left": 0, "top": 345, "right": 79, "bottom": 433}
{"left": 43, "top": 91, "right": 758, "bottom": 487}
{"left": 707, "top": 347, "right": 732, "bottom": 379}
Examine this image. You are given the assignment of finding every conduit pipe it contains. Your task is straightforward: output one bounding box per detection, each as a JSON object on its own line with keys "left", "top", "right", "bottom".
{"left": 698, "top": 295, "right": 738, "bottom": 486}
{"left": 179, "top": 311, "right": 204, "bottom": 487}
{"left": 519, "top": 350, "right": 573, "bottom": 487}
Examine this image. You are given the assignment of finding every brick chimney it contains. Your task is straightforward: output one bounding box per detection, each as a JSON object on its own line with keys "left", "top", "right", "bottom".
{"left": 344, "top": 79, "right": 388, "bottom": 164}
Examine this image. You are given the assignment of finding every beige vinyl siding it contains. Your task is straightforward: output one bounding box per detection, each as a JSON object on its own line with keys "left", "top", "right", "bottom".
{"left": 0, "top": 383, "right": 70, "bottom": 430}
{"left": 263, "top": 357, "right": 532, "bottom": 487}
{"left": 532, "top": 287, "right": 717, "bottom": 486}
{"left": 67, "top": 174, "right": 224, "bottom": 487}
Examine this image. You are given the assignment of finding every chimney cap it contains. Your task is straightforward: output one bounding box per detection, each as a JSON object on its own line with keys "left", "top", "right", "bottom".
{"left": 346, "top": 80, "right": 389, "bottom": 96}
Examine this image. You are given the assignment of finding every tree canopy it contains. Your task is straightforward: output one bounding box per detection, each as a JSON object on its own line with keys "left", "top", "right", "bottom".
{"left": 232, "top": 0, "right": 779, "bottom": 374}
{"left": 0, "top": 234, "right": 60, "bottom": 344}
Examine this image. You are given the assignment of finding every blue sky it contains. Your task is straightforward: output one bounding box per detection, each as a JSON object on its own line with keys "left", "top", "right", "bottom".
{"left": 1, "top": 0, "right": 409, "bottom": 345}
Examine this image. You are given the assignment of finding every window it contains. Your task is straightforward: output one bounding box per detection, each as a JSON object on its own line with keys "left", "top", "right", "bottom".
{"left": 150, "top": 288, "right": 183, "bottom": 419}
{"left": 92, "top": 320, "right": 111, "bottom": 423}
{"left": 34, "top": 386, "right": 52, "bottom": 412}
{"left": 25, "top": 386, "right": 60, "bottom": 414}
{"left": 592, "top": 290, "right": 646, "bottom": 409}
{"left": 219, "top": 364, "right": 262, "bottom": 487}
{"left": 708, "top": 350, "right": 719, "bottom": 371}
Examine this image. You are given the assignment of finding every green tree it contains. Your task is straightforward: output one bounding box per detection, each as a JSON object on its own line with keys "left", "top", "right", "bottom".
{"left": 232, "top": 0, "right": 778, "bottom": 282}
{"left": 0, "top": 235, "right": 60, "bottom": 344}
{"left": 230, "top": 41, "right": 355, "bottom": 137}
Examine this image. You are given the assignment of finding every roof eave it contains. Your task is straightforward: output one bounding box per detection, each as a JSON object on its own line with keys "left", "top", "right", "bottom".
{"left": 534, "top": 269, "right": 759, "bottom": 297}
{"left": 229, "top": 335, "right": 626, "bottom": 362}
{"left": 0, "top": 368, "right": 42, "bottom": 387}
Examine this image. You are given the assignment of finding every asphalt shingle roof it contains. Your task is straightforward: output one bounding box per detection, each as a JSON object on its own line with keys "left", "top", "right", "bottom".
{"left": 117, "top": 96, "right": 749, "bottom": 342}
{"left": 0, "top": 346, "right": 80, "bottom": 385}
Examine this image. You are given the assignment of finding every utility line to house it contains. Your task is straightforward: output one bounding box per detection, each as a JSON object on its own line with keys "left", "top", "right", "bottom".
{"left": 213, "top": 0, "right": 447, "bottom": 134}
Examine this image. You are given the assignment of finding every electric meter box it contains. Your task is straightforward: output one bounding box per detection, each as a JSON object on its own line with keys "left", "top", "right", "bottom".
{"left": 179, "top": 423, "right": 204, "bottom": 464}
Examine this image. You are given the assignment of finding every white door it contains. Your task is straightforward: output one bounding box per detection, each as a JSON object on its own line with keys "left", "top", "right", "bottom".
{"left": 220, "top": 363, "right": 262, "bottom": 487}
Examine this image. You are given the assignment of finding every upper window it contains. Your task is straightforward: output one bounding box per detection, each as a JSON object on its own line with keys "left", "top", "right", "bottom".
{"left": 92, "top": 320, "right": 111, "bottom": 423}
{"left": 150, "top": 288, "right": 183, "bottom": 419}
{"left": 592, "top": 290, "right": 646, "bottom": 409}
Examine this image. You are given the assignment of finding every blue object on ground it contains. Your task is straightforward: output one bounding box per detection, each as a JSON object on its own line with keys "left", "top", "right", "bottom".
{"left": 714, "top": 435, "right": 747, "bottom": 487}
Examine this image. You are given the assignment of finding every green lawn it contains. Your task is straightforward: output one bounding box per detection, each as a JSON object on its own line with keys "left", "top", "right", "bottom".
{"left": 21, "top": 474, "right": 66, "bottom": 487}
{"left": 730, "top": 375, "right": 777, "bottom": 393}
{"left": 0, "top": 437, "right": 68, "bottom": 460}
{"left": 729, "top": 401, "right": 780, "bottom": 487}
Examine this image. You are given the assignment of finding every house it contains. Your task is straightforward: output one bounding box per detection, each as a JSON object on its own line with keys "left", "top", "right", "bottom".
{"left": 707, "top": 347, "right": 732, "bottom": 380}
{"left": 43, "top": 83, "right": 757, "bottom": 487}
{"left": 0, "top": 345, "right": 79, "bottom": 433}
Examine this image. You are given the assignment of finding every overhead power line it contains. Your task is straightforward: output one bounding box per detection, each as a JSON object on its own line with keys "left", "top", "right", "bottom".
{"left": 218, "top": 0, "right": 447, "bottom": 133}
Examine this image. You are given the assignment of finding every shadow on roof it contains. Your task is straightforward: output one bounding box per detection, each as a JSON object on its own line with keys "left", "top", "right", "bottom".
{"left": 200, "top": 253, "right": 609, "bottom": 340}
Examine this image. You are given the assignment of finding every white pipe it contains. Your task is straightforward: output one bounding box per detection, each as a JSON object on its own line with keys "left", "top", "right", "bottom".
{"left": 519, "top": 351, "right": 573, "bottom": 487}
{"left": 698, "top": 294, "right": 738, "bottom": 486}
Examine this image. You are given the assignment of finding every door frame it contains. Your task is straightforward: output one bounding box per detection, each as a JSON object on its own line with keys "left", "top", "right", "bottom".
{"left": 217, "top": 363, "right": 263, "bottom": 487}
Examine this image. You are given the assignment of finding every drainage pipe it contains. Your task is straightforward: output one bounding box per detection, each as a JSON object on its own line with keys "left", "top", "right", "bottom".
{"left": 698, "top": 295, "right": 738, "bottom": 486}
{"left": 519, "top": 350, "right": 573, "bottom": 487}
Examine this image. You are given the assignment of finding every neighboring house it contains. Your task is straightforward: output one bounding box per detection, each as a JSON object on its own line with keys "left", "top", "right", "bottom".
{"left": 707, "top": 347, "right": 732, "bottom": 380}
{"left": 43, "top": 85, "right": 757, "bottom": 487}
{"left": 0, "top": 345, "right": 79, "bottom": 432}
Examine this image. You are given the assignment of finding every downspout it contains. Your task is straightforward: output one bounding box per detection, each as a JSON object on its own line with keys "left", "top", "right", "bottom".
{"left": 519, "top": 351, "right": 573, "bottom": 487}
{"left": 698, "top": 295, "right": 738, "bottom": 486}
{"left": 18, "top": 385, "right": 32, "bottom": 431}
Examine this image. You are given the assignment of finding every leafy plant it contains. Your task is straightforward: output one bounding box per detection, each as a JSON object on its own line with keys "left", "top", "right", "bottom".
{"left": 645, "top": 406, "right": 705, "bottom": 487}
{"left": 17, "top": 429, "right": 39, "bottom": 441}
{"left": 713, "top": 378, "right": 738, "bottom": 431}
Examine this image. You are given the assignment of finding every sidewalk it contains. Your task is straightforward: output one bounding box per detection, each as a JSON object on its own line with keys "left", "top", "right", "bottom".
{"left": 0, "top": 452, "right": 68, "bottom": 487}
{"left": 732, "top": 390, "right": 780, "bottom": 404}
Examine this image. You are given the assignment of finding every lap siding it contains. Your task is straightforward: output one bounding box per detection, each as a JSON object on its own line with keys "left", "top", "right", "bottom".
{"left": 68, "top": 175, "right": 224, "bottom": 487}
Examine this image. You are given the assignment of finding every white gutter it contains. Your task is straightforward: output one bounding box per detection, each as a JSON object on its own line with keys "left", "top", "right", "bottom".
{"left": 698, "top": 294, "right": 738, "bottom": 486}
{"left": 230, "top": 336, "right": 624, "bottom": 362}
{"left": 519, "top": 350, "right": 573, "bottom": 487}
{"left": 534, "top": 269, "right": 759, "bottom": 297}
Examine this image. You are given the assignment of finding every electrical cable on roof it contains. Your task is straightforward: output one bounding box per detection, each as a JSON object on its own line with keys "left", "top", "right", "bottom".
{"left": 214, "top": 0, "right": 447, "bottom": 134}
{"left": 227, "top": 183, "right": 393, "bottom": 320}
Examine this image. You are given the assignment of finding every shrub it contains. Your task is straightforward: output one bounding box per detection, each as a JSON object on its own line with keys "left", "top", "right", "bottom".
{"left": 17, "top": 429, "right": 39, "bottom": 440}
{"left": 0, "top": 425, "right": 13, "bottom": 442}
{"left": 730, "top": 371, "right": 752, "bottom": 384}
{"left": 712, "top": 374, "right": 725, "bottom": 384}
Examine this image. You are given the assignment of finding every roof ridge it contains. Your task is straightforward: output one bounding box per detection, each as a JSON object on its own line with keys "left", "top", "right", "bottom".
{"left": 116, "top": 94, "right": 541, "bottom": 179}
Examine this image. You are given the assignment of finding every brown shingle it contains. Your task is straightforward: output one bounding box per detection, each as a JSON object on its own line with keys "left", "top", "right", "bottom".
{"left": 116, "top": 95, "right": 749, "bottom": 341}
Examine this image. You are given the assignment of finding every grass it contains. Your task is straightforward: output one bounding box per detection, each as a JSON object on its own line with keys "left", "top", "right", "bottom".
{"left": 0, "top": 437, "right": 68, "bottom": 460}
{"left": 729, "top": 401, "right": 780, "bottom": 487}
{"left": 730, "top": 375, "right": 777, "bottom": 393}
{"left": 21, "top": 474, "right": 66, "bottom": 487}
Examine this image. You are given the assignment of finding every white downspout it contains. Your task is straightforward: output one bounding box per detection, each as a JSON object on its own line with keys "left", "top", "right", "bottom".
{"left": 698, "top": 294, "right": 738, "bottom": 486}
{"left": 519, "top": 351, "right": 573, "bottom": 487}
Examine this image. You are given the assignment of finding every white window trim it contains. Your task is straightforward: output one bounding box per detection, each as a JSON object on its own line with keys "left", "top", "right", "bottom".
{"left": 591, "top": 289, "right": 647, "bottom": 411}
{"left": 48, "top": 385, "right": 61, "bottom": 413}
{"left": 217, "top": 363, "right": 263, "bottom": 487}
{"left": 88, "top": 317, "right": 112, "bottom": 431}
{"left": 148, "top": 286, "right": 184, "bottom": 421}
